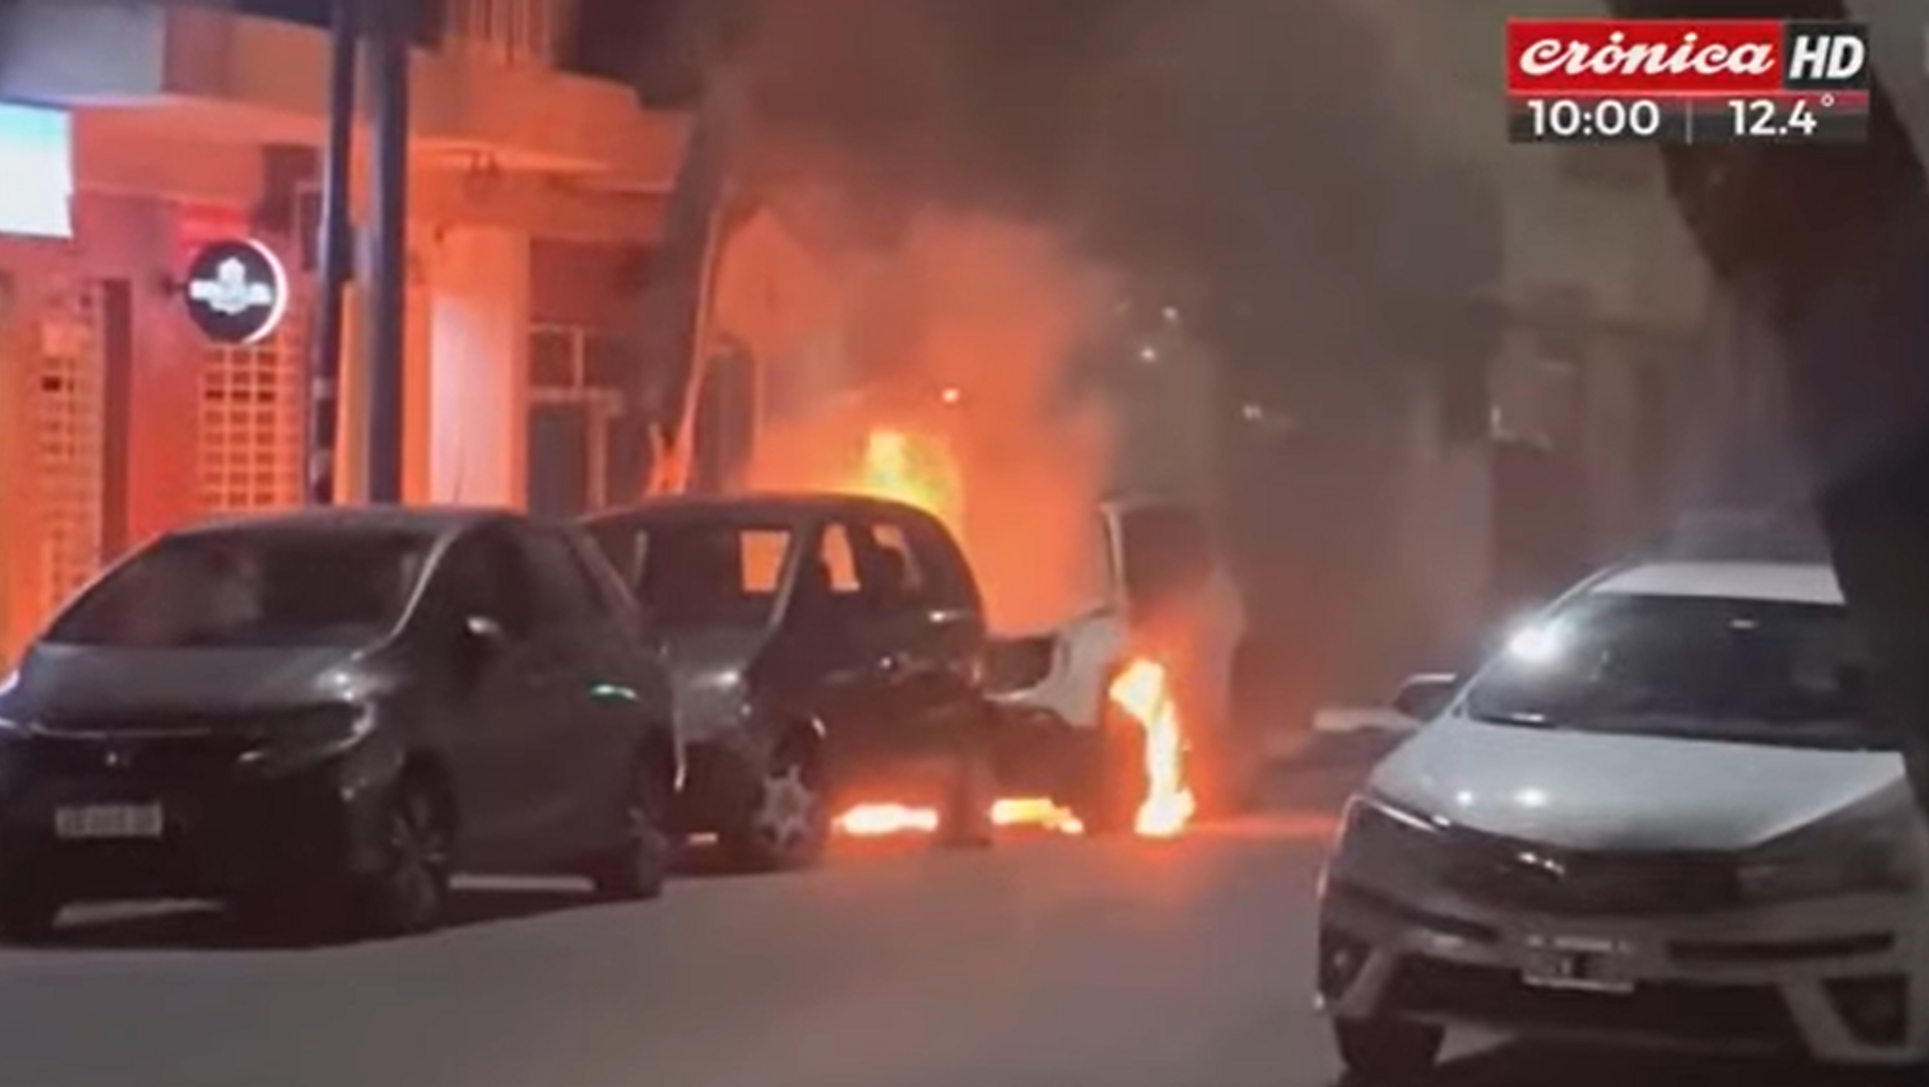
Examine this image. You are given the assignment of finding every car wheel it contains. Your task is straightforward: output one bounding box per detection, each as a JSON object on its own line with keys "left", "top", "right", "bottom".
{"left": 937, "top": 747, "right": 997, "bottom": 851}
{"left": 589, "top": 758, "right": 672, "bottom": 901}
{"left": 356, "top": 779, "right": 454, "bottom": 937}
{"left": 0, "top": 890, "right": 61, "bottom": 944}
{"left": 1332, "top": 1018, "right": 1443, "bottom": 1083}
{"left": 723, "top": 744, "right": 828, "bottom": 872}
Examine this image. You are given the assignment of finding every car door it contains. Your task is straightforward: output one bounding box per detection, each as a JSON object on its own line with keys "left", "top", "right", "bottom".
{"left": 428, "top": 524, "right": 551, "bottom": 870}
{"left": 782, "top": 518, "right": 893, "bottom": 787}
{"left": 506, "top": 523, "right": 629, "bottom": 860}
{"left": 864, "top": 513, "right": 990, "bottom": 765}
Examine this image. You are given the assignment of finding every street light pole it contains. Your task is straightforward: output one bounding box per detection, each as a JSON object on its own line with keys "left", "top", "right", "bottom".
{"left": 363, "top": 0, "right": 412, "bottom": 504}
{"left": 307, "top": 0, "right": 359, "bottom": 506}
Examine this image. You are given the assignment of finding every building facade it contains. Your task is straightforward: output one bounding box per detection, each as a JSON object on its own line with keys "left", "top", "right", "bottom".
{"left": 0, "top": 0, "right": 686, "bottom": 659}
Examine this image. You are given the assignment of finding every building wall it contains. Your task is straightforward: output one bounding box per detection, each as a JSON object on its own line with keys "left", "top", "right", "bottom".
{"left": 0, "top": 0, "right": 685, "bottom": 662}
{"left": 0, "top": 186, "right": 289, "bottom": 660}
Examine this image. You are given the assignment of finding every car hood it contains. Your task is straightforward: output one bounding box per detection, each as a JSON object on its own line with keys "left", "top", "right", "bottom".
{"left": 1, "top": 642, "right": 368, "bottom": 721}
{"left": 1368, "top": 717, "right": 1906, "bottom": 852}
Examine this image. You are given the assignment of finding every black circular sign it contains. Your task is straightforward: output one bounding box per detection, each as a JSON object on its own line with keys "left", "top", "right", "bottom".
{"left": 183, "top": 238, "right": 289, "bottom": 345}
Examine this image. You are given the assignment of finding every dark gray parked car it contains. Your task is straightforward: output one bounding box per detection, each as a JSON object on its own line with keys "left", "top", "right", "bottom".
{"left": 0, "top": 508, "right": 678, "bottom": 941}
{"left": 584, "top": 494, "right": 999, "bottom": 871}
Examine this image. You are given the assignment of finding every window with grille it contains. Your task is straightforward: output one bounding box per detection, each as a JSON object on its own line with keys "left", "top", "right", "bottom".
{"left": 32, "top": 286, "right": 105, "bottom": 616}
{"left": 528, "top": 324, "right": 632, "bottom": 515}
{"left": 198, "top": 310, "right": 305, "bottom": 514}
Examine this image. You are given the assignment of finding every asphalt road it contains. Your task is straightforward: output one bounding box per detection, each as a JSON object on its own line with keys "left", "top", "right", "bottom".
{"left": 0, "top": 742, "right": 1897, "bottom": 1087}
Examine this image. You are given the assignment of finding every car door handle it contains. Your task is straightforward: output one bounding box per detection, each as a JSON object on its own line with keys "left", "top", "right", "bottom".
{"left": 878, "top": 652, "right": 909, "bottom": 674}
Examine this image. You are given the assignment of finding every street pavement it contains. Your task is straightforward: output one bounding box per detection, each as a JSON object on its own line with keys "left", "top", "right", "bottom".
{"left": 0, "top": 740, "right": 1898, "bottom": 1087}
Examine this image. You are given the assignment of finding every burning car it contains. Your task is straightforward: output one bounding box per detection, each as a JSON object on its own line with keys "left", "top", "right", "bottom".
{"left": 582, "top": 494, "right": 1000, "bottom": 870}
{"left": 986, "top": 495, "right": 1251, "bottom": 836}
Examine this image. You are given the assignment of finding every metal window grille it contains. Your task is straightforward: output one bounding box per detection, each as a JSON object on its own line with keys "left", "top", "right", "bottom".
{"left": 529, "top": 323, "right": 628, "bottom": 511}
{"left": 197, "top": 306, "right": 306, "bottom": 513}
{"left": 31, "top": 285, "right": 105, "bottom": 617}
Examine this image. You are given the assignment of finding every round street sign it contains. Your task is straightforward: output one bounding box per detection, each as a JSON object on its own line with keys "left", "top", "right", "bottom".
{"left": 182, "top": 238, "right": 289, "bottom": 345}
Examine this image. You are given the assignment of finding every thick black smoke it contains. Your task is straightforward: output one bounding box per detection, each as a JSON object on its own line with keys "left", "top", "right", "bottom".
{"left": 719, "top": 0, "right": 1496, "bottom": 407}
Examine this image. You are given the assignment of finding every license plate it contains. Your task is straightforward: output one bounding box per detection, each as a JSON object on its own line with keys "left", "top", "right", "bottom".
{"left": 1521, "top": 935, "right": 1636, "bottom": 994}
{"left": 54, "top": 803, "right": 165, "bottom": 841}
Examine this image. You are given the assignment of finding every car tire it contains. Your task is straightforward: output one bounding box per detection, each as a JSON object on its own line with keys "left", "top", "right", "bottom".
{"left": 353, "top": 778, "right": 454, "bottom": 937}
{"left": 588, "top": 757, "right": 673, "bottom": 901}
{"left": 1332, "top": 1018, "right": 1443, "bottom": 1083}
{"left": 722, "top": 740, "right": 828, "bottom": 872}
{"left": 0, "top": 890, "right": 61, "bottom": 944}
{"left": 937, "top": 746, "right": 997, "bottom": 851}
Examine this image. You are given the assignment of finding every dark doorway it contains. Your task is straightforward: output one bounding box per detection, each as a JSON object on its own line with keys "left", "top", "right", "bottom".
{"left": 527, "top": 404, "right": 591, "bottom": 518}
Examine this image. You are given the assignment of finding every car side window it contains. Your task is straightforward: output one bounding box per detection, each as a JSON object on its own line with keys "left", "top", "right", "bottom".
{"left": 565, "top": 528, "right": 644, "bottom": 624}
{"left": 855, "top": 519, "right": 931, "bottom": 615}
{"left": 434, "top": 526, "right": 536, "bottom": 642}
{"left": 1117, "top": 504, "right": 1214, "bottom": 611}
{"left": 585, "top": 522, "right": 644, "bottom": 586}
{"left": 792, "top": 521, "right": 868, "bottom": 628}
{"left": 519, "top": 526, "right": 603, "bottom": 629}
{"left": 901, "top": 513, "right": 979, "bottom": 613}
{"left": 818, "top": 522, "right": 864, "bottom": 594}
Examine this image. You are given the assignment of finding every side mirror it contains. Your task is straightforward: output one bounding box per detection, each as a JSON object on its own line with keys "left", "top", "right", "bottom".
{"left": 1392, "top": 673, "right": 1459, "bottom": 723}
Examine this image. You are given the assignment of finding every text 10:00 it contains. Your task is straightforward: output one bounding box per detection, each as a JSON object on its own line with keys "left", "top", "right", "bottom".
{"left": 1523, "top": 98, "right": 1666, "bottom": 140}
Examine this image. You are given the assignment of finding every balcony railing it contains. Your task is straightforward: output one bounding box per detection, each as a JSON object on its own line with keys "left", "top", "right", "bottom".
{"left": 441, "top": 0, "right": 570, "bottom": 67}
{"left": 229, "top": 0, "right": 445, "bottom": 47}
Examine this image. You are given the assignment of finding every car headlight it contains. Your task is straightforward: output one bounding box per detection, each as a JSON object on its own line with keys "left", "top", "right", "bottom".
{"left": 1737, "top": 805, "right": 1921, "bottom": 904}
{"left": 1331, "top": 795, "right": 1449, "bottom": 881}
{"left": 241, "top": 704, "right": 375, "bottom": 768}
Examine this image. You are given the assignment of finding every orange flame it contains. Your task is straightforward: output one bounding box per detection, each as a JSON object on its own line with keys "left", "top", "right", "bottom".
{"left": 991, "top": 797, "right": 1084, "bottom": 835}
{"left": 835, "top": 804, "right": 941, "bottom": 837}
{"left": 1108, "top": 658, "right": 1197, "bottom": 838}
{"left": 850, "top": 427, "right": 964, "bottom": 534}
{"left": 833, "top": 797, "right": 1083, "bottom": 839}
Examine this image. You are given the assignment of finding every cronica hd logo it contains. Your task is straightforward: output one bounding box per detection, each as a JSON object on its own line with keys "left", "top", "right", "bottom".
{"left": 182, "top": 238, "right": 289, "bottom": 345}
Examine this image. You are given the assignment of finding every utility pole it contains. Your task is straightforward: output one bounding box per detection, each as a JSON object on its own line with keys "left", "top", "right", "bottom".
{"left": 363, "top": 0, "right": 412, "bottom": 503}
{"left": 307, "top": 0, "right": 359, "bottom": 506}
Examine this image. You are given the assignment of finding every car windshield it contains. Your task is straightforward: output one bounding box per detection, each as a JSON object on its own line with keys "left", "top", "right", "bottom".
{"left": 632, "top": 522, "right": 796, "bottom": 629}
{"left": 45, "top": 529, "right": 434, "bottom": 649}
{"left": 1461, "top": 592, "right": 1885, "bottom": 752}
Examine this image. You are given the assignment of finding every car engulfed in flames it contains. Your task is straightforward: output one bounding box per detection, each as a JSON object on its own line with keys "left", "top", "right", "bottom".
{"left": 825, "top": 424, "right": 1198, "bottom": 841}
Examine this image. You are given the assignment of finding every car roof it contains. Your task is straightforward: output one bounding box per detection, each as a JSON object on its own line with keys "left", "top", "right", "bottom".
{"left": 585, "top": 492, "right": 933, "bottom": 528}
{"left": 170, "top": 505, "right": 520, "bottom": 542}
{"left": 1589, "top": 561, "right": 1843, "bottom": 606}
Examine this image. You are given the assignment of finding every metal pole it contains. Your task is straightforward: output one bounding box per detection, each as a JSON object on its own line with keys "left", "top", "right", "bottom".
{"left": 307, "top": 0, "right": 359, "bottom": 506}
{"left": 363, "top": 0, "right": 411, "bottom": 504}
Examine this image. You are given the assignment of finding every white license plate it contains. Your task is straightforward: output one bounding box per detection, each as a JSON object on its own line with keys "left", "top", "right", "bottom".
{"left": 54, "top": 803, "right": 165, "bottom": 841}
{"left": 1521, "top": 936, "right": 1636, "bottom": 994}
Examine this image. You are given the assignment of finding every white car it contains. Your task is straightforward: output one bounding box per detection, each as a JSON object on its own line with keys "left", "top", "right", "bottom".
{"left": 1319, "top": 560, "right": 1926, "bottom": 1078}
{"left": 987, "top": 495, "right": 1252, "bottom": 831}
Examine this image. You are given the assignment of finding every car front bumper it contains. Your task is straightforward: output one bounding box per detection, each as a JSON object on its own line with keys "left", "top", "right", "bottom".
{"left": 1318, "top": 868, "right": 1926, "bottom": 1065}
{"left": 0, "top": 736, "right": 380, "bottom": 904}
